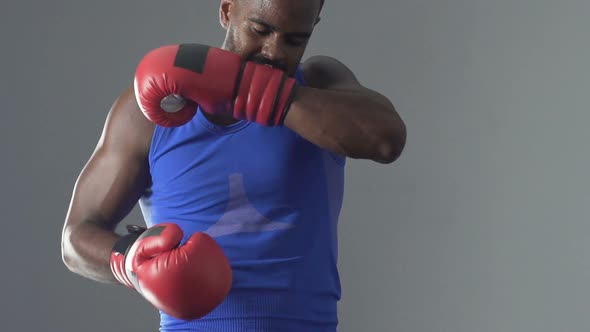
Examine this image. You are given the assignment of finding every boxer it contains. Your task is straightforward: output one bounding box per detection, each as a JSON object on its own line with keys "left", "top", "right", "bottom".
{"left": 61, "top": 0, "right": 406, "bottom": 330}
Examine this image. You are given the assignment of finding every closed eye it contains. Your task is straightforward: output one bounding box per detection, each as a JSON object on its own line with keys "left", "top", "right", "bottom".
{"left": 286, "top": 37, "right": 308, "bottom": 47}
{"left": 252, "top": 26, "right": 271, "bottom": 36}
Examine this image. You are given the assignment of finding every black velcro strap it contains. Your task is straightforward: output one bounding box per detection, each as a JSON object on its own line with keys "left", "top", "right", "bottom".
{"left": 112, "top": 225, "right": 147, "bottom": 255}
{"left": 136, "top": 225, "right": 166, "bottom": 241}
{"left": 126, "top": 224, "right": 146, "bottom": 234}
{"left": 174, "top": 44, "right": 210, "bottom": 74}
{"left": 112, "top": 233, "right": 141, "bottom": 256}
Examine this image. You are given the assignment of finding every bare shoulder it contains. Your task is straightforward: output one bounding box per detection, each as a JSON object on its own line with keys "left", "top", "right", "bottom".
{"left": 301, "top": 55, "right": 361, "bottom": 90}
{"left": 101, "top": 84, "right": 155, "bottom": 159}
{"left": 63, "top": 84, "right": 155, "bottom": 232}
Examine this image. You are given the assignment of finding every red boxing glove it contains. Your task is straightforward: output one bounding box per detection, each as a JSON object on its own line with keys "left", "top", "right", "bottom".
{"left": 110, "top": 223, "right": 232, "bottom": 320}
{"left": 134, "top": 44, "right": 296, "bottom": 127}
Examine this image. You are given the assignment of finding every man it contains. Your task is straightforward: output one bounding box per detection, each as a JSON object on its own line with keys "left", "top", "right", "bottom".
{"left": 61, "top": 0, "right": 407, "bottom": 331}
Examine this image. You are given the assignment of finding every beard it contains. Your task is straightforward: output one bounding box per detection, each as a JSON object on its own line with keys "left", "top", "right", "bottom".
{"left": 223, "top": 36, "right": 289, "bottom": 72}
{"left": 245, "top": 53, "right": 288, "bottom": 72}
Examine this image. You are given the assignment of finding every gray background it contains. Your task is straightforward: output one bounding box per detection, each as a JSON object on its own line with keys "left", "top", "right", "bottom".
{"left": 2, "top": 0, "right": 589, "bottom": 331}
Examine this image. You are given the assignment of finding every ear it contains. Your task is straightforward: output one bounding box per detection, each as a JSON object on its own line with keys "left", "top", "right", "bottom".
{"left": 219, "top": 0, "right": 234, "bottom": 30}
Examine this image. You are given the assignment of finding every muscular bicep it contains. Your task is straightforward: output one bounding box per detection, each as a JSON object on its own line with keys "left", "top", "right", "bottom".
{"left": 65, "top": 86, "right": 155, "bottom": 231}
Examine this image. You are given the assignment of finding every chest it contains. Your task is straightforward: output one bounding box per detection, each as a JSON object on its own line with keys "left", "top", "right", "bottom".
{"left": 149, "top": 123, "right": 326, "bottom": 212}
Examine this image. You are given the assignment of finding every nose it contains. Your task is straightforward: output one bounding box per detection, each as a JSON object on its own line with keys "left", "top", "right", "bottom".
{"left": 260, "top": 35, "right": 286, "bottom": 64}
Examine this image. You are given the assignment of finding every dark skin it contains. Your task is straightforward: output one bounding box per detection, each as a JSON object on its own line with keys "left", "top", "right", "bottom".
{"left": 61, "top": 87, "right": 154, "bottom": 282}
{"left": 61, "top": 0, "right": 406, "bottom": 283}
{"left": 217, "top": 0, "right": 406, "bottom": 162}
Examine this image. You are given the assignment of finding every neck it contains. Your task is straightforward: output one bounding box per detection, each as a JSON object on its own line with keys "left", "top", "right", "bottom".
{"left": 202, "top": 112, "right": 240, "bottom": 126}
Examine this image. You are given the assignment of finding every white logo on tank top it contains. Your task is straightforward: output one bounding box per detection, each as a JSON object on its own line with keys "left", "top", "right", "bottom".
{"left": 205, "top": 173, "right": 293, "bottom": 237}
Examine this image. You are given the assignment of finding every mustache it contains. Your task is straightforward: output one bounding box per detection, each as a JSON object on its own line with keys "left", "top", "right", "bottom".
{"left": 247, "top": 55, "right": 288, "bottom": 72}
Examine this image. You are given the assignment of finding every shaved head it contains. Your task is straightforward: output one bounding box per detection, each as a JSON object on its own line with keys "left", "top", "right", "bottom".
{"left": 237, "top": 0, "right": 324, "bottom": 12}
{"left": 220, "top": 0, "right": 323, "bottom": 75}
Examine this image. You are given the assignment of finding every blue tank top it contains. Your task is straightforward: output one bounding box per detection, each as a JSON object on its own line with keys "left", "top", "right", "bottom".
{"left": 139, "top": 67, "right": 345, "bottom": 331}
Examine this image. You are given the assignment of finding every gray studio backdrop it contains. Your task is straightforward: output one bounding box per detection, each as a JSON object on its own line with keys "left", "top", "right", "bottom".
{"left": 2, "top": 0, "right": 589, "bottom": 331}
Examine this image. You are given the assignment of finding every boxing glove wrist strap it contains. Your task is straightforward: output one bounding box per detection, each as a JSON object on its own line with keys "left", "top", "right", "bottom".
{"left": 110, "top": 225, "right": 146, "bottom": 289}
{"left": 112, "top": 229, "right": 142, "bottom": 254}
{"left": 231, "top": 60, "right": 297, "bottom": 126}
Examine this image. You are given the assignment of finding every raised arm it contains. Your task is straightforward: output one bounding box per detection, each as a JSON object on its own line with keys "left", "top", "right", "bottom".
{"left": 284, "top": 55, "right": 407, "bottom": 164}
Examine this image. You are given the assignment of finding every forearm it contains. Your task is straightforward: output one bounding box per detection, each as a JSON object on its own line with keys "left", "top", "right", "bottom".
{"left": 61, "top": 220, "right": 120, "bottom": 284}
{"left": 284, "top": 86, "right": 406, "bottom": 163}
